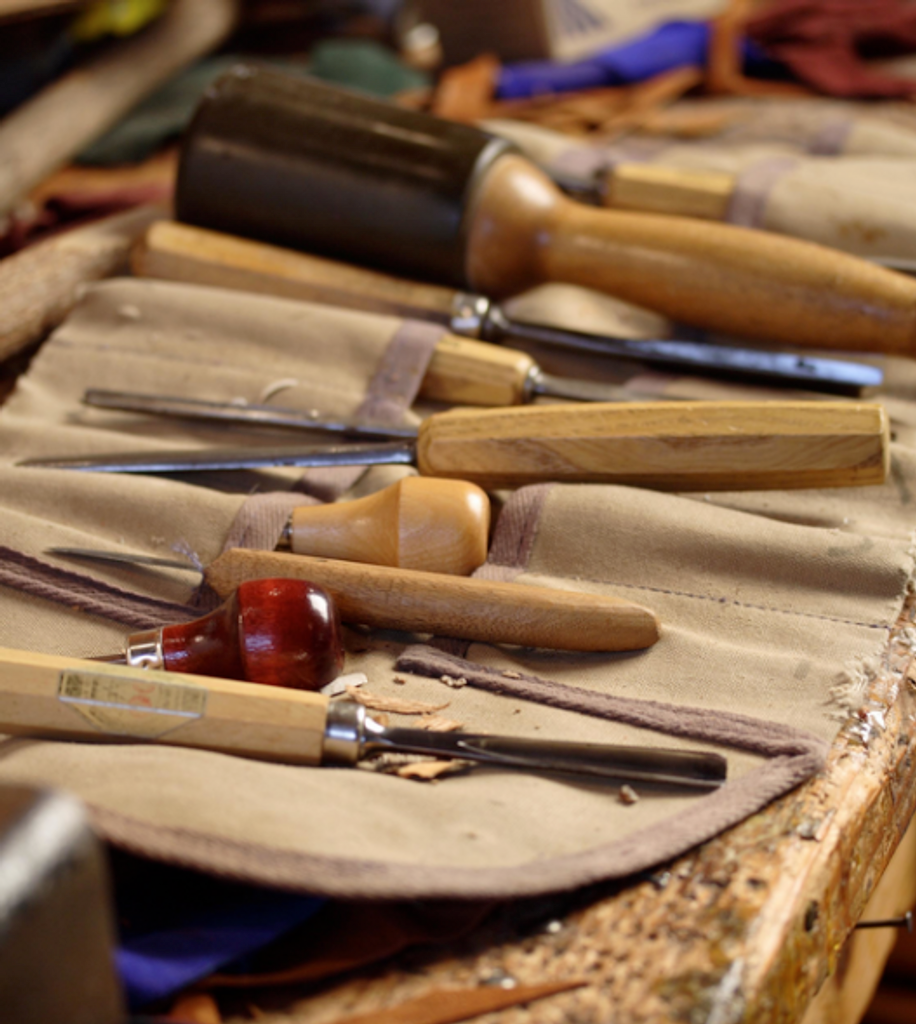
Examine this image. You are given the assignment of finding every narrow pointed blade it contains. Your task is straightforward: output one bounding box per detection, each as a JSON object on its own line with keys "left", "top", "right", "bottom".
{"left": 491, "top": 312, "right": 883, "bottom": 394}
{"left": 19, "top": 441, "right": 418, "bottom": 473}
{"left": 83, "top": 390, "right": 419, "bottom": 440}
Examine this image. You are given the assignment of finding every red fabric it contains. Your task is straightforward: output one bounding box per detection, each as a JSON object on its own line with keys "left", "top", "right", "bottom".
{"left": 0, "top": 183, "right": 170, "bottom": 257}
{"left": 747, "top": 0, "right": 916, "bottom": 97}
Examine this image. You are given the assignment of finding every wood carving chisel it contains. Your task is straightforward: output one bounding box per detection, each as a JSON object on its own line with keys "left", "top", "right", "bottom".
{"left": 175, "top": 66, "right": 916, "bottom": 356}
{"left": 21, "top": 399, "right": 890, "bottom": 491}
{"left": 47, "top": 548, "right": 662, "bottom": 653}
{"left": 49, "top": 469, "right": 489, "bottom": 576}
{"left": 133, "top": 220, "right": 882, "bottom": 394}
{"left": 0, "top": 647, "right": 725, "bottom": 790}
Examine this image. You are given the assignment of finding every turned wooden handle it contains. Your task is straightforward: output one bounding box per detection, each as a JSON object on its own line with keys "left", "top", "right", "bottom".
{"left": 465, "top": 155, "right": 916, "bottom": 356}
{"left": 605, "top": 163, "right": 735, "bottom": 220}
{"left": 289, "top": 477, "right": 491, "bottom": 575}
{"left": 416, "top": 400, "right": 890, "bottom": 491}
{"left": 134, "top": 220, "right": 537, "bottom": 406}
{"left": 0, "top": 646, "right": 329, "bottom": 764}
{"left": 206, "top": 549, "right": 661, "bottom": 652}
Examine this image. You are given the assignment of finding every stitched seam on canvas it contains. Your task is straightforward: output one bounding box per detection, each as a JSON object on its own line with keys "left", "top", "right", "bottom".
{"left": 521, "top": 573, "right": 892, "bottom": 631}
{"left": 0, "top": 545, "right": 196, "bottom": 628}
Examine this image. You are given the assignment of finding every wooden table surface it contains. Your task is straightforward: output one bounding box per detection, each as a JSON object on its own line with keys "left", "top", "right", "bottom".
{"left": 213, "top": 599, "right": 916, "bottom": 1024}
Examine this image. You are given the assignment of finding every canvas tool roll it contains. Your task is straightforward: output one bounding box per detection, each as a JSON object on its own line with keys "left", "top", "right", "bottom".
{"left": 0, "top": 277, "right": 912, "bottom": 899}
{"left": 485, "top": 104, "right": 916, "bottom": 263}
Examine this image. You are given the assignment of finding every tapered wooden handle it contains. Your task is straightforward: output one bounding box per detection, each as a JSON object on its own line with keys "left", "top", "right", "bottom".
{"left": 416, "top": 400, "right": 890, "bottom": 491}
{"left": 605, "top": 163, "right": 735, "bottom": 220}
{"left": 206, "top": 549, "right": 661, "bottom": 652}
{"left": 134, "top": 220, "right": 535, "bottom": 405}
{"left": 0, "top": 646, "right": 329, "bottom": 764}
{"left": 289, "top": 477, "right": 491, "bottom": 575}
{"left": 134, "top": 219, "right": 459, "bottom": 321}
{"left": 466, "top": 155, "right": 916, "bottom": 355}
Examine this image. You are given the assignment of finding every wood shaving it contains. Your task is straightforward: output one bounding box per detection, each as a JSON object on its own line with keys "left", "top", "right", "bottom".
{"left": 411, "top": 715, "right": 463, "bottom": 732}
{"left": 344, "top": 685, "right": 449, "bottom": 715}
{"left": 439, "top": 674, "right": 467, "bottom": 688}
{"left": 396, "top": 760, "right": 466, "bottom": 781}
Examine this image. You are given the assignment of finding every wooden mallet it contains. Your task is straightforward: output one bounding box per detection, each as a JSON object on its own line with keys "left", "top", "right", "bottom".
{"left": 175, "top": 65, "right": 916, "bottom": 356}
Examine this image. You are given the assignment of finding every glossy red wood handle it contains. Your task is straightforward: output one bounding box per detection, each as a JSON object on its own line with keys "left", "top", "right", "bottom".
{"left": 160, "top": 578, "right": 345, "bottom": 690}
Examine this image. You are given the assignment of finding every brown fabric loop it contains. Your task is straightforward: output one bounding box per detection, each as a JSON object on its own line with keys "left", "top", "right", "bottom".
{"left": 395, "top": 645, "right": 828, "bottom": 762}
{"left": 725, "top": 155, "right": 799, "bottom": 227}
{"left": 293, "top": 318, "right": 445, "bottom": 501}
{"left": 0, "top": 545, "right": 196, "bottom": 630}
{"left": 219, "top": 492, "right": 316, "bottom": 556}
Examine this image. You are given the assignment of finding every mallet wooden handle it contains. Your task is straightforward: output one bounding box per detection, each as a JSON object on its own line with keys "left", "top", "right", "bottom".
{"left": 415, "top": 400, "right": 890, "bottom": 491}
{"left": 134, "top": 220, "right": 535, "bottom": 407}
{"left": 465, "top": 156, "right": 916, "bottom": 356}
{"left": 206, "top": 549, "right": 661, "bottom": 652}
{"left": 0, "top": 646, "right": 329, "bottom": 764}
{"left": 288, "top": 476, "right": 491, "bottom": 575}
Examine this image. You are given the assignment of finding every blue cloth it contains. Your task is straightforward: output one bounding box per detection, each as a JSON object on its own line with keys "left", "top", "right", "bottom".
{"left": 496, "top": 21, "right": 781, "bottom": 99}
{"left": 117, "top": 890, "right": 324, "bottom": 1008}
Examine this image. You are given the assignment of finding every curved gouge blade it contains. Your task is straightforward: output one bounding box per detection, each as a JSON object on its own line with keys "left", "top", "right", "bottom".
{"left": 326, "top": 702, "right": 726, "bottom": 790}
{"left": 205, "top": 548, "right": 660, "bottom": 652}
{"left": 0, "top": 648, "right": 725, "bottom": 792}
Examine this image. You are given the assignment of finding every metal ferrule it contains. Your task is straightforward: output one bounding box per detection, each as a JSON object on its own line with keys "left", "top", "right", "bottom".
{"left": 276, "top": 519, "right": 292, "bottom": 550}
{"left": 449, "top": 293, "right": 491, "bottom": 339}
{"left": 322, "top": 701, "right": 367, "bottom": 765}
{"left": 123, "top": 629, "right": 164, "bottom": 670}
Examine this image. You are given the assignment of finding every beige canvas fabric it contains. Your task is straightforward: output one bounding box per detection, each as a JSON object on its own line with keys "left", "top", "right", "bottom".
{"left": 0, "top": 277, "right": 911, "bottom": 899}
{"left": 484, "top": 116, "right": 916, "bottom": 261}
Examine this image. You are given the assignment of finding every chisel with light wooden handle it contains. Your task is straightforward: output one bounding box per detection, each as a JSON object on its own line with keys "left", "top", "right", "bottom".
{"left": 132, "top": 220, "right": 882, "bottom": 395}
{"left": 175, "top": 67, "right": 916, "bottom": 356}
{"left": 47, "top": 546, "right": 659, "bottom": 651}
{"left": 23, "top": 399, "right": 891, "bottom": 491}
{"left": 0, "top": 647, "right": 727, "bottom": 788}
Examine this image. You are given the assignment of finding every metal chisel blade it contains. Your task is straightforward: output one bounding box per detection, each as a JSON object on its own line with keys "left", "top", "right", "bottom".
{"left": 485, "top": 310, "right": 883, "bottom": 394}
{"left": 374, "top": 729, "right": 727, "bottom": 790}
{"left": 19, "top": 440, "right": 417, "bottom": 473}
{"left": 327, "top": 703, "right": 728, "bottom": 791}
{"left": 82, "top": 390, "right": 419, "bottom": 440}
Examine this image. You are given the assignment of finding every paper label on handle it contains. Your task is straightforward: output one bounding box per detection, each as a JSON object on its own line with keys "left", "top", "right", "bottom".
{"left": 58, "top": 670, "right": 207, "bottom": 739}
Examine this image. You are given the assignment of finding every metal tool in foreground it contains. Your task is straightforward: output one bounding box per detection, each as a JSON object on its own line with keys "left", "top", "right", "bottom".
{"left": 0, "top": 647, "right": 727, "bottom": 791}
{"left": 136, "top": 220, "right": 883, "bottom": 395}
{"left": 0, "top": 785, "right": 124, "bottom": 1024}
{"left": 21, "top": 396, "right": 891, "bottom": 491}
